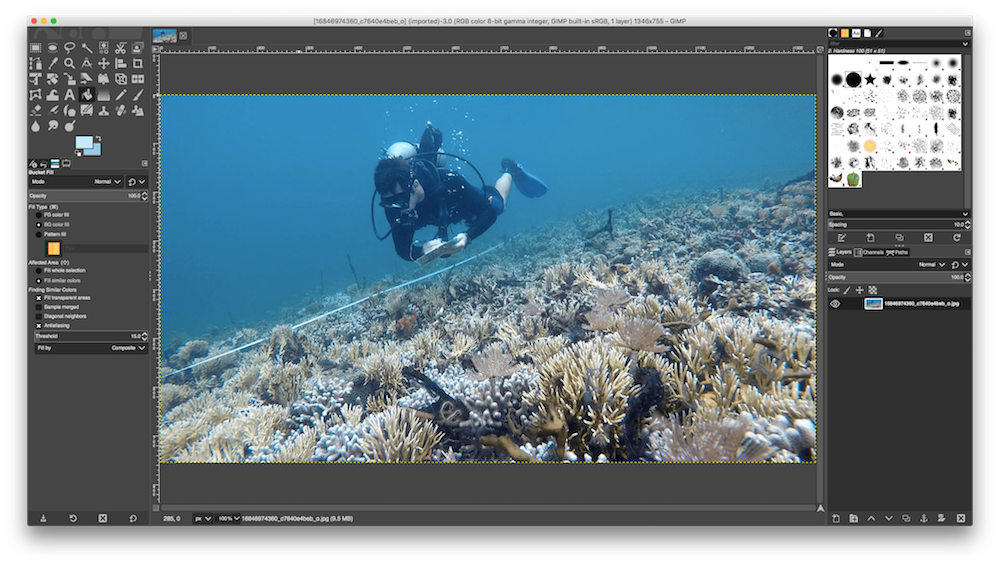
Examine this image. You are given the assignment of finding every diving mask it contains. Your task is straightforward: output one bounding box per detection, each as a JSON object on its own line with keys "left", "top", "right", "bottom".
{"left": 378, "top": 177, "right": 415, "bottom": 210}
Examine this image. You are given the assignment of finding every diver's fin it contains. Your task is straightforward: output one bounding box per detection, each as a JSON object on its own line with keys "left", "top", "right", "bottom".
{"left": 515, "top": 167, "right": 549, "bottom": 198}
{"left": 502, "top": 158, "right": 548, "bottom": 198}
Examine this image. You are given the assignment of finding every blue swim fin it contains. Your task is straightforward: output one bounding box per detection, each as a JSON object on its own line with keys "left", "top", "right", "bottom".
{"left": 502, "top": 158, "right": 548, "bottom": 198}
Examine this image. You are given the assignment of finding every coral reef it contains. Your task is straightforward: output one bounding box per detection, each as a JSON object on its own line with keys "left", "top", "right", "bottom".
{"left": 159, "top": 173, "right": 815, "bottom": 464}
{"left": 523, "top": 338, "right": 638, "bottom": 459}
{"left": 693, "top": 249, "right": 749, "bottom": 283}
{"left": 358, "top": 406, "right": 444, "bottom": 462}
{"left": 608, "top": 317, "right": 669, "bottom": 353}
{"left": 470, "top": 343, "right": 517, "bottom": 381}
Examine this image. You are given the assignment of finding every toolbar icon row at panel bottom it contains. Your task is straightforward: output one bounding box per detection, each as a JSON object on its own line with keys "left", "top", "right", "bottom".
{"left": 832, "top": 512, "right": 969, "bottom": 524}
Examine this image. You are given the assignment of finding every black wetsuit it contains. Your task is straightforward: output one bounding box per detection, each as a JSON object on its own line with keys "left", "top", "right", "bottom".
{"left": 384, "top": 162, "right": 502, "bottom": 262}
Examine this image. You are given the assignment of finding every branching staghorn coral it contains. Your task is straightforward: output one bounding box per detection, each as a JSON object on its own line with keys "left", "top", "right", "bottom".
{"left": 173, "top": 339, "right": 209, "bottom": 367}
{"left": 736, "top": 379, "right": 815, "bottom": 421}
{"left": 160, "top": 419, "right": 215, "bottom": 461}
{"left": 541, "top": 262, "right": 582, "bottom": 297}
{"left": 547, "top": 298, "right": 576, "bottom": 325}
{"left": 650, "top": 310, "right": 816, "bottom": 425}
{"left": 339, "top": 404, "right": 364, "bottom": 426}
{"left": 528, "top": 402, "right": 569, "bottom": 459}
{"left": 780, "top": 275, "right": 816, "bottom": 310}
{"left": 574, "top": 268, "right": 611, "bottom": 290}
{"left": 161, "top": 400, "right": 287, "bottom": 462}
{"left": 190, "top": 342, "right": 239, "bottom": 379}
{"left": 365, "top": 389, "right": 398, "bottom": 414}
{"left": 266, "top": 325, "right": 305, "bottom": 364}
{"left": 498, "top": 321, "right": 532, "bottom": 359}
{"left": 481, "top": 434, "right": 537, "bottom": 462}
{"left": 159, "top": 383, "right": 197, "bottom": 414}
{"left": 270, "top": 426, "right": 321, "bottom": 463}
{"left": 515, "top": 306, "right": 549, "bottom": 343}
{"left": 359, "top": 406, "right": 444, "bottom": 462}
{"left": 645, "top": 412, "right": 777, "bottom": 462}
{"left": 660, "top": 296, "right": 710, "bottom": 328}
{"left": 525, "top": 338, "right": 638, "bottom": 460}
{"left": 360, "top": 344, "right": 405, "bottom": 395}
{"left": 384, "top": 289, "right": 409, "bottom": 318}
{"left": 461, "top": 312, "right": 495, "bottom": 342}
{"left": 616, "top": 263, "right": 647, "bottom": 295}
{"left": 408, "top": 328, "right": 442, "bottom": 367}
{"left": 184, "top": 332, "right": 299, "bottom": 407}
{"left": 624, "top": 294, "right": 665, "bottom": 322}
{"left": 417, "top": 284, "right": 447, "bottom": 318}
{"left": 711, "top": 316, "right": 761, "bottom": 382}
{"left": 733, "top": 315, "right": 815, "bottom": 389}
{"left": 253, "top": 360, "right": 308, "bottom": 407}
{"left": 173, "top": 434, "right": 247, "bottom": 462}
{"left": 345, "top": 341, "right": 363, "bottom": 365}
{"left": 661, "top": 361, "right": 705, "bottom": 411}
{"left": 671, "top": 322, "right": 716, "bottom": 379}
{"left": 448, "top": 332, "right": 476, "bottom": 361}
{"left": 531, "top": 335, "right": 569, "bottom": 365}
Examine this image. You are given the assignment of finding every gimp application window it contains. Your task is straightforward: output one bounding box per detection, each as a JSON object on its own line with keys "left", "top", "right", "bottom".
{"left": 26, "top": 16, "right": 972, "bottom": 527}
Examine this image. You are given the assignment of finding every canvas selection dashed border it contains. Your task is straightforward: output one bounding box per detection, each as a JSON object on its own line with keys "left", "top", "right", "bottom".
{"left": 827, "top": 54, "right": 962, "bottom": 189}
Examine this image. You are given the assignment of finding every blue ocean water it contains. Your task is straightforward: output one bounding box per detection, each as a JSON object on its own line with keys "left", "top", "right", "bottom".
{"left": 160, "top": 95, "right": 814, "bottom": 339}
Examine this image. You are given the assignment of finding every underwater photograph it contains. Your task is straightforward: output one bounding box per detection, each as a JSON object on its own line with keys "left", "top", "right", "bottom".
{"left": 158, "top": 95, "right": 817, "bottom": 463}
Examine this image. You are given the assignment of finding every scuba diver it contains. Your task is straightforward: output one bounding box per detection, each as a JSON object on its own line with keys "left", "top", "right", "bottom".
{"left": 372, "top": 122, "right": 549, "bottom": 266}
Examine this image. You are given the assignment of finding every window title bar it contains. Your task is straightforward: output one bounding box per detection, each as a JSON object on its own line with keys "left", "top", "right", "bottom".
{"left": 26, "top": 15, "right": 973, "bottom": 27}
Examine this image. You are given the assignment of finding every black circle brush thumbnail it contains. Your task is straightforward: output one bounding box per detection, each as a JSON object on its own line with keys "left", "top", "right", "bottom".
{"left": 846, "top": 71, "right": 863, "bottom": 87}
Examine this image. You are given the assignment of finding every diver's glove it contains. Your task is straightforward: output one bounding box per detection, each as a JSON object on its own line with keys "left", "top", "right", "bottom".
{"left": 440, "top": 233, "right": 468, "bottom": 256}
